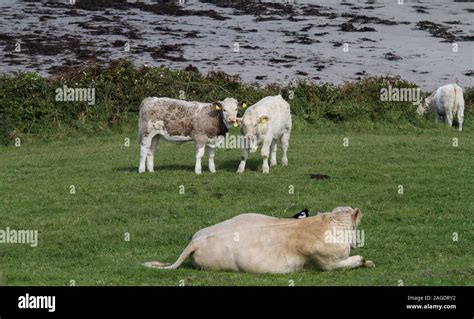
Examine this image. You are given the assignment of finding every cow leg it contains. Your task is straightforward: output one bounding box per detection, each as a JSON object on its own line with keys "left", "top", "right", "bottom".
{"left": 237, "top": 148, "right": 249, "bottom": 173}
{"left": 435, "top": 112, "right": 440, "bottom": 124}
{"left": 457, "top": 111, "right": 464, "bottom": 132}
{"left": 195, "top": 143, "right": 206, "bottom": 175}
{"left": 139, "top": 134, "right": 153, "bottom": 173}
{"left": 323, "top": 255, "right": 374, "bottom": 271}
{"left": 207, "top": 146, "right": 216, "bottom": 173}
{"left": 146, "top": 135, "right": 160, "bottom": 172}
{"left": 445, "top": 111, "right": 453, "bottom": 127}
{"left": 261, "top": 141, "right": 271, "bottom": 174}
{"left": 270, "top": 139, "right": 277, "bottom": 166}
{"left": 280, "top": 132, "right": 290, "bottom": 167}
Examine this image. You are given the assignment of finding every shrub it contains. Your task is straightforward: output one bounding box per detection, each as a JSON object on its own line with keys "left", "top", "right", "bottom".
{"left": 0, "top": 60, "right": 471, "bottom": 145}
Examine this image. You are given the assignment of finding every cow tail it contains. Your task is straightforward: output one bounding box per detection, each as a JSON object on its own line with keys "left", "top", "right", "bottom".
{"left": 143, "top": 242, "right": 197, "bottom": 270}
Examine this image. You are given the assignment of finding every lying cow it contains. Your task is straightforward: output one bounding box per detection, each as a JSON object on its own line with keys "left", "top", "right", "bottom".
{"left": 143, "top": 206, "right": 374, "bottom": 273}
{"left": 416, "top": 84, "right": 465, "bottom": 131}
{"left": 138, "top": 97, "right": 244, "bottom": 174}
{"left": 237, "top": 95, "right": 292, "bottom": 174}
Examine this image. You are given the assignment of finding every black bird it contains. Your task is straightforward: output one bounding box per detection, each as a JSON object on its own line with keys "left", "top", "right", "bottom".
{"left": 292, "top": 208, "right": 309, "bottom": 219}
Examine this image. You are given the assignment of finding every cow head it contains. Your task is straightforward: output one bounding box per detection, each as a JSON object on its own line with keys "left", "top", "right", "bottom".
{"left": 330, "top": 206, "right": 362, "bottom": 249}
{"left": 416, "top": 96, "right": 432, "bottom": 115}
{"left": 240, "top": 114, "right": 269, "bottom": 153}
{"left": 213, "top": 98, "right": 247, "bottom": 128}
{"left": 350, "top": 208, "right": 362, "bottom": 249}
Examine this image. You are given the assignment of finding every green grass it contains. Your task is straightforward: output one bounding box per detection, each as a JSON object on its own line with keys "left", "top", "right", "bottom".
{"left": 0, "top": 121, "right": 472, "bottom": 286}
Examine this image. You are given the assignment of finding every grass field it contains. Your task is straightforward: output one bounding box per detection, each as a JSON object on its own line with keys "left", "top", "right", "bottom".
{"left": 0, "top": 121, "right": 472, "bottom": 286}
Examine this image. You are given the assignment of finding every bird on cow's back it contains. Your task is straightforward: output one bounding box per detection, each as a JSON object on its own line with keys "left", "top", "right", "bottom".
{"left": 291, "top": 208, "right": 310, "bottom": 219}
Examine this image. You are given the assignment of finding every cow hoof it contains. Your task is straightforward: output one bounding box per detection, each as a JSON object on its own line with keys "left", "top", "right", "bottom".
{"left": 195, "top": 170, "right": 202, "bottom": 175}
{"left": 262, "top": 169, "right": 269, "bottom": 174}
{"left": 364, "top": 260, "right": 375, "bottom": 268}
{"left": 209, "top": 169, "right": 216, "bottom": 173}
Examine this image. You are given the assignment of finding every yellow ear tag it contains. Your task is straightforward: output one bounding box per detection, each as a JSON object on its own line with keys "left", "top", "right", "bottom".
{"left": 242, "top": 103, "right": 247, "bottom": 109}
{"left": 233, "top": 122, "right": 239, "bottom": 128}
{"left": 215, "top": 104, "right": 221, "bottom": 110}
{"left": 260, "top": 118, "right": 267, "bottom": 124}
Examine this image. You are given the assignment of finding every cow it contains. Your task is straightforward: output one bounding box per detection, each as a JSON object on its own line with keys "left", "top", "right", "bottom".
{"left": 138, "top": 97, "right": 244, "bottom": 174}
{"left": 143, "top": 206, "right": 374, "bottom": 274}
{"left": 236, "top": 95, "right": 292, "bottom": 174}
{"left": 416, "top": 84, "right": 465, "bottom": 131}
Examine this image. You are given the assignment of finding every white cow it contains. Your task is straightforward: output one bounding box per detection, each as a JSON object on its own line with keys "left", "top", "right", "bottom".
{"left": 416, "top": 84, "right": 465, "bottom": 131}
{"left": 143, "top": 206, "right": 374, "bottom": 274}
{"left": 236, "top": 95, "right": 292, "bottom": 174}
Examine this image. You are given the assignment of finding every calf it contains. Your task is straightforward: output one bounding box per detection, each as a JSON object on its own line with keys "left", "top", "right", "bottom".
{"left": 143, "top": 206, "right": 373, "bottom": 274}
{"left": 416, "top": 84, "right": 465, "bottom": 131}
{"left": 138, "top": 97, "right": 243, "bottom": 174}
{"left": 237, "top": 95, "right": 292, "bottom": 174}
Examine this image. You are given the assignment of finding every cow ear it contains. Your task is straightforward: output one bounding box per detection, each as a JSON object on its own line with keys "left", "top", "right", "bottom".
{"left": 351, "top": 208, "right": 362, "bottom": 226}
{"left": 213, "top": 102, "right": 222, "bottom": 110}
{"left": 258, "top": 116, "right": 269, "bottom": 124}
{"left": 239, "top": 100, "right": 248, "bottom": 109}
